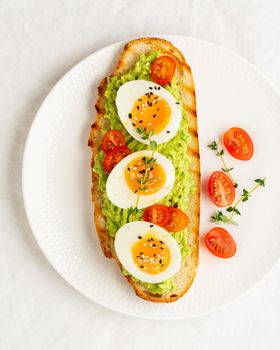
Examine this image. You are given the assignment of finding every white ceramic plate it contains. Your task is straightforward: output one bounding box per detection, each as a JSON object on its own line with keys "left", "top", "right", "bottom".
{"left": 22, "top": 35, "right": 280, "bottom": 319}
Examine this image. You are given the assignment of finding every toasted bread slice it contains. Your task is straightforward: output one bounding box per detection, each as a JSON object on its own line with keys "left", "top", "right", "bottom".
{"left": 88, "top": 37, "right": 200, "bottom": 302}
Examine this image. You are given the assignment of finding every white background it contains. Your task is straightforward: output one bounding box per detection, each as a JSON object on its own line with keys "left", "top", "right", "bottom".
{"left": 1, "top": 0, "right": 280, "bottom": 349}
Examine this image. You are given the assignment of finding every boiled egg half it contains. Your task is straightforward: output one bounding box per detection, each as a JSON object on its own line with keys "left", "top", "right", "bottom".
{"left": 106, "top": 150, "right": 175, "bottom": 209}
{"left": 115, "top": 221, "right": 181, "bottom": 283}
{"left": 116, "top": 80, "right": 182, "bottom": 144}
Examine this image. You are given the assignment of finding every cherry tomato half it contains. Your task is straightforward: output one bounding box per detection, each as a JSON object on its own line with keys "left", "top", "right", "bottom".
{"left": 103, "top": 146, "right": 131, "bottom": 173}
{"left": 151, "top": 56, "right": 176, "bottom": 86}
{"left": 223, "top": 127, "right": 254, "bottom": 161}
{"left": 204, "top": 227, "right": 236, "bottom": 258}
{"left": 208, "top": 171, "right": 235, "bottom": 207}
{"left": 164, "top": 207, "right": 189, "bottom": 232}
{"left": 143, "top": 204, "right": 170, "bottom": 227}
{"left": 102, "top": 130, "right": 126, "bottom": 154}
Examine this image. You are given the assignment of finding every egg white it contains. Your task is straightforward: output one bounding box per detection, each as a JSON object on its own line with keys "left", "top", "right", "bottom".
{"left": 116, "top": 80, "right": 182, "bottom": 144}
{"left": 114, "top": 221, "right": 181, "bottom": 283}
{"left": 106, "top": 150, "right": 175, "bottom": 209}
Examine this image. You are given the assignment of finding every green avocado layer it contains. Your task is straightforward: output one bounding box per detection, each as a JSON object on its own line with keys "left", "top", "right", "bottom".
{"left": 93, "top": 51, "right": 194, "bottom": 294}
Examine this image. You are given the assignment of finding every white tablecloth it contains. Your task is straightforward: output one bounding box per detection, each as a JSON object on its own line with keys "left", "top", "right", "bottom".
{"left": 1, "top": 1, "right": 280, "bottom": 349}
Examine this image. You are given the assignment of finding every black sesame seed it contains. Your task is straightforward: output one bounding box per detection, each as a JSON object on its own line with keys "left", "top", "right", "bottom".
{"left": 149, "top": 87, "right": 153, "bottom": 90}
{"left": 137, "top": 106, "right": 139, "bottom": 110}
{"left": 152, "top": 243, "right": 157, "bottom": 247}
{"left": 160, "top": 247, "right": 164, "bottom": 250}
{"left": 138, "top": 236, "right": 142, "bottom": 239}
{"left": 174, "top": 203, "right": 178, "bottom": 208}
{"left": 159, "top": 259, "right": 162, "bottom": 264}
{"left": 150, "top": 167, "right": 154, "bottom": 171}
{"left": 132, "top": 122, "right": 136, "bottom": 126}
{"left": 139, "top": 120, "right": 143, "bottom": 123}
{"left": 157, "top": 108, "right": 160, "bottom": 111}
{"left": 161, "top": 263, "right": 164, "bottom": 267}
{"left": 150, "top": 92, "right": 153, "bottom": 95}
{"left": 152, "top": 114, "right": 156, "bottom": 118}
{"left": 140, "top": 266, "right": 144, "bottom": 268}
{"left": 179, "top": 195, "right": 182, "bottom": 198}
{"left": 127, "top": 167, "right": 130, "bottom": 171}
{"left": 128, "top": 113, "right": 132, "bottom": 119}
{"left": 149, "top": 224, "right": 154, "bottom": 228}
{"left": 159, "top": 240, "right": 163, "bottom": 244}
{"left": 140, "top": 252, "right": 143, "bottom": 255}
{"left": 138, "top": 99, "right": 142, "bottom": 102}
{"left": 150, "top": 238, "right": 154, "bottom": 241}
{"left": 176, "top": 102, "right": 180, "bottom": 105}
{"left": 166, "top": 131, "right": 170, "bottom": 133}
{"left": 147, "top": 239, "right": 151, "bottom": 242}
{"left": 134, "top": 190, "right": 138, "bottom": 193}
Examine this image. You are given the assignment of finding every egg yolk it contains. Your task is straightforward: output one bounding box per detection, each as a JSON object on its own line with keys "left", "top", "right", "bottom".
{"left": 124, "top": 156, "right": 166, "bottom": 195}
{"left": 130, "top": 93, "right": 171, "bottom": 135}
{"left": 132, "top": 233, "right": 171, "bottom": 274}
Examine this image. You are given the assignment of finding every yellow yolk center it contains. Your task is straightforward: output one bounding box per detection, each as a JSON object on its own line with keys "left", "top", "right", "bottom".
{"left": 130, "top": 93, "right": 171, "bottom": 134}
{"left": 124, "top": 156, "right": 166, "bottom": 195}
{"left": 132, "top": 233, "right": 171, "bottom": 274}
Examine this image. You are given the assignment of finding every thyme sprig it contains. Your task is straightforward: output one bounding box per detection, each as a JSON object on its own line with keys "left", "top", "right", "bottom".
{"left": 210, "top": 211, "right": 238, "bottom": 226}
{"left": 136, "top": 126, "right": 157, "bottom": 151}
{"left": 211, "top": 177, "right": 266, "bottom": 225}
{"left": 208, "top": 141, "right": 238, "bottom": 188}
{"left": 128, "top": 127, "right": 158, "bottom": 217}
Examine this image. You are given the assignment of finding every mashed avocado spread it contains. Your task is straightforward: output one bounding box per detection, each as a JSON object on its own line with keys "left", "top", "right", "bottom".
{"left": 93, "top": 51, "right": 195, "bottom": 294}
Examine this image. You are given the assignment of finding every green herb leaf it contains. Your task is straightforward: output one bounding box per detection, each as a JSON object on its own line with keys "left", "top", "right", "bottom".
{"left": 222, "top": 167, "right": 234, "bottom": 173}
{"left": 210, "top": 211, "right": 228, "bottom": 224}
{"left": 217, "top": 149, "right": 224, "bottom": 157}
{"left": 150, "top": 140, "right": 157, "bottom": 150}
{"left": 234, "top": 208, "right": 241, "bottom": 215}
{"left": 255, "top": 178, "right": 266, "bottom": 187}
{"left": 208, "top": 141, "right": 218, "bottom": 151}
{"left": 128, "top": 206, "right": 140, "bottom": 216}
{"left": 241, "top": 189, "right": 250, "bottom": 202}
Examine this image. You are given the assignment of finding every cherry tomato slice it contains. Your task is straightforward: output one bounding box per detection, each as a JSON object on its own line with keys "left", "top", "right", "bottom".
{"left": 103, "top": 146, "right": 131, "bottom": 173}
{"left": 102, "top": 130, "right": 126, "bottom": 153}
{"left": 151, "top": 56, "right": 176, "bottom": 86}
{"left": 164, "top": 207, "right": 189, "bottom": 232}
{"left": 204, "top": 227, "right": 236, "bottom": 258}
{"left": 208, "top": 171, "right": 235, "bottom": 207}
{"left": 143, "top": 204, "right": 170, "bottom": 227}
{"left": 223, "top": 127, "right": 254, "bottom": 161}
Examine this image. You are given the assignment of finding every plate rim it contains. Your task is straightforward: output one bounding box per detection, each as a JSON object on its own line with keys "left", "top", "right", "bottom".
{"left": 22, "top": 34, "right": 280, "bottom": 320}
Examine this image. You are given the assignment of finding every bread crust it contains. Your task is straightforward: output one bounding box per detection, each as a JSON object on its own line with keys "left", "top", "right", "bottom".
{"left": 88, "top": 37, "right": 200, "bottom": 302}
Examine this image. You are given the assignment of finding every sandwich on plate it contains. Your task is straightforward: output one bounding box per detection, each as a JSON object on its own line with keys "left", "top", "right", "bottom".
{"left": 88, "top": 37, "right": 200, "bottom": 303}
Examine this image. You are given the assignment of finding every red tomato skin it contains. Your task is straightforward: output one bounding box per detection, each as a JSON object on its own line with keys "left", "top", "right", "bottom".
{"left": 143, "top": 204, "right": 170, "bottom": 227}
{"left": 102, "top": 130, "right": 126, "bottom": 153}
{"left": 223, "top": 127, "right": 254, "bottom": 161}
{"left": 164, "top": 207, "right": 189, "bottom": 232}
{"left": 103, "top": 146, "right": 131, "bottom": 173}
{"left": 204, "top": 227, "right": 236, "bottom": 258}
{"left": 151, "top": 56, "right": 176, "bottom": 86}
{"left": 208, "top": 171, "right": 235, "bottom": 207}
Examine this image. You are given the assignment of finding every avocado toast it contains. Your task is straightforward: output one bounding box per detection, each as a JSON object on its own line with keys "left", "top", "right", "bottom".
{"left": 88, "top": 37, "right": 200, "bottom": 302}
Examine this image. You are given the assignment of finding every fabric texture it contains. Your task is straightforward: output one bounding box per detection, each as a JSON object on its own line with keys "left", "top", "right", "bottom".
{"left": 1, "top": 0, "right": 280, "bottom": 349}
